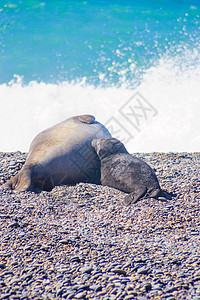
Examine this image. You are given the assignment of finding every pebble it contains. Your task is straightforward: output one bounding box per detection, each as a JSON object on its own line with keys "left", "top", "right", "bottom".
{"left": 90, "top": 284, "right": 102, "bottom": 291}
{"left": 111, "top": 268, "right": 127, "bottom": 275}
{"left": 137, "top": 267, "right": 150, "bottom": 274}
{"left": 79, "top": 265, "right": 93, "bottom": 273}
{"left": 0, "top": 151, "right": 200, "bottom": 299}
{"left": 74, "top": 291, "right": 87, "bottom": 299}
{"left": 0, "top": 263, "right": 6, "bottom": 269}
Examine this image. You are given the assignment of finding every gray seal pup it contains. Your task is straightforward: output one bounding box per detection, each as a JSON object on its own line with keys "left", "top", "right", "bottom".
{"left": 2, "top": 114, "right": 111, "bottom": 191}
{"left": 91, "top": 137, "right": 163, "bottom": 205}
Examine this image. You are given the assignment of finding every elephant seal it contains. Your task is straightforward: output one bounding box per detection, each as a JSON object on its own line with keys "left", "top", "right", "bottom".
{"left": 2, "top": 115, "right": 111, "bottom": 191}
{"left": 91, "top": 137, "right": 163, "bottom": 205}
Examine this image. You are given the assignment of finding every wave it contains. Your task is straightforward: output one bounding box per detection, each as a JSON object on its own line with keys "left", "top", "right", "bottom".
{"left": 0, "top": 50, "right": 199, "bottom": 152}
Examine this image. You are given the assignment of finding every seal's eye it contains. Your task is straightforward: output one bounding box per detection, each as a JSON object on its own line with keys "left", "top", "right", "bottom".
{"left": 113, "top": 142, "right": 123, "bottom": 153}
{"left": 99, "top": 148, "right": 105, "bottom": 156}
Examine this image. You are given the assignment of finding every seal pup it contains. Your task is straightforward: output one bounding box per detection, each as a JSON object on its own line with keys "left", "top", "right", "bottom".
{"left": 91, "top": 137, "right": 163, "bottom": 205}
{"left": 2, "top": 114, "right": 111, "bottom": 191}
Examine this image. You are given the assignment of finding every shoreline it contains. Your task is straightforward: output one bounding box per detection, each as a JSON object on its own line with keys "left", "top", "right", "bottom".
{"left": 0, "top": 152, "right": 199, "bottom": 299}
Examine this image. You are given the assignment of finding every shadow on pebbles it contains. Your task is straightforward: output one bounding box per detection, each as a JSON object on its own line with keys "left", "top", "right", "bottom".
{"left": 0, "top": 151, "right": 199, "bottom": 300}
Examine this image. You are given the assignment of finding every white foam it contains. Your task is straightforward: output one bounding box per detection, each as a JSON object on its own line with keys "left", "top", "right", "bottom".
{"left": 0, "top": 50, "right": 200, "bottom": 153}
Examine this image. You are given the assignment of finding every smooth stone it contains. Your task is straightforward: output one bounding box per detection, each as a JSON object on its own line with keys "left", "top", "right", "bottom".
{"left": 79, "top": 265, "right": 93, "bottom": 274}
{"left": 0, "top": 263, "right": 6, "bottom": 269}
{"left": 60, "top": 239, "right": 76, "bottom": 244}
{"left": 111, "top": 268, "right": 127, "bottom": 275}
{"left": 152, "top": 284, "right": 163, "bottom": 290}
{"left": 8, "top": 222, "right": 19, "bottom": 228}
{"left": 77, "top": 284, "right": 90, "bottom": 291}
{"left": 62, "top": 289, "right": 76, "bottom": 297}
{"left": 90, "top": 273, "right": 102, "bottom": 280}
{"left": 110, "top": 296, "right": 117, "bottom": 300}
{"left": 9, "top": 162, "right": 16, "bottom": 169}
{"left": 137, "top": 267, "right": 150, "bottom": 274}
{"left": 162, "top": 293, "right": 175, "bottom": 299}
{"left": 20, "top": 273, "right": 33, "bottom": 281}
{"left": 170, "top": 258, "right": 181, "bottom": 265}
{"left": 193, "top": 276, "right": 200, "bottom": 282}
{"left": 90, "top": 284, "right": 102, "bottom": 292}
{"left": 74, "top": 291, "right": 87, "bottom": 299}
{"left": 1, "top": 293, "right": 12, "bottom": 299}
{"left": 165, "top": 286, "right": 178, "bottom": 293}
{"left": 96, "top": 289, "right": 108, "bottom": 296}
{"left": 143, "top": 282, "right": 152, "bottom": 292}
{"left": 108, "top": 275, "right": 120, "bottom": 282}
{"left": 40, "top": 245, "right": 49, "bottom": 251}
{"left": 148, "top": 290, "right": 159, "bottom": 297}
{"left": 66, "top": 292, "right": 76, "bottom": 299}
{"left": 70, "top": 256, "right": 81, "bottom": 263}
{"left": 18, "top": 232, "right": 25, "bottom": 237}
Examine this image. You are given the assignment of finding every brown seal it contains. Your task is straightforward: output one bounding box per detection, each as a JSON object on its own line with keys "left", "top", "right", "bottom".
{"left": 2, "top": 114, "right": 111, "bottom": 191}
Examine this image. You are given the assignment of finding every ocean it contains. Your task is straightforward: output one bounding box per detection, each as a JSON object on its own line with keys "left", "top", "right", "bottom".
{"left": 0, "top": 0, "right": 199, "bottom": 152}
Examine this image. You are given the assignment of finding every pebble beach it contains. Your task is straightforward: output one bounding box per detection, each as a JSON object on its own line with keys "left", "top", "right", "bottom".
{"left": 0, "top": 151, "right": 199, "bottom": 300}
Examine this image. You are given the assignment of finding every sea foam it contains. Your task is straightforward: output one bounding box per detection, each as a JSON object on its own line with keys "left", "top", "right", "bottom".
{"left": 0, "top": 51, "right": 199, "bottom": 153}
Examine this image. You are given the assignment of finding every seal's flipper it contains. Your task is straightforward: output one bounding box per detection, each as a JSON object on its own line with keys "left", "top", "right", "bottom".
{"left": 148, "top": 188, "right": 169, "bottom": 201}
{"left": 75, "top": 114, "right": 95, "bottom": 124}
{"left": 123, "top": 187, "right": 147, "bottom": 206}
{"left": 158, "top": 189, "right": 172, "bottom": 200}
{"left": 148, "top": 188, "right": 161, "bottom": 198}
{"left": 3, "top": 168, "right": 32, "bottom": 192}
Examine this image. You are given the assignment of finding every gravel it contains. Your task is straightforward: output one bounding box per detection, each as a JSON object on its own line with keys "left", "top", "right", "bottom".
{"left": 0, "top": 151, "right": 199, "bottom": 299}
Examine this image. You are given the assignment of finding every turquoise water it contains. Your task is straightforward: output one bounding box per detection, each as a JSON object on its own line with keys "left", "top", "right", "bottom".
{"left": 0, "top": 1, "right": 200, "bottom": 152}
{"left": 1, "top": 0, "right": 200, "bottom": 86}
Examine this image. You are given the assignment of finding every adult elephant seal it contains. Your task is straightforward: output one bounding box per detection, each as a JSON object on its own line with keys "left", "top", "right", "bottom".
{"left": 2, "top": 115, "right": 111, "bottom": 191}
{"left": 91, "top": 137, "right": 165, "bottom": 205}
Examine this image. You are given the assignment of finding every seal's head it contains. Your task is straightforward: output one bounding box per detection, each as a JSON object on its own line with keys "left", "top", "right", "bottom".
{"left": 91, "top": 137, "right": 128, "bottom": 160}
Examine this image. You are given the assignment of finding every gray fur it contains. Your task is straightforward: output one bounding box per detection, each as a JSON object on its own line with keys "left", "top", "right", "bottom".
{"left": 91, "top": 137, "right": 162, "bottom": 205}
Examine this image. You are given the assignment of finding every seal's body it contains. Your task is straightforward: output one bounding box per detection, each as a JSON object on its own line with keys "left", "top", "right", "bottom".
{"left": 3, "top": 115, "right": 111, "bottom": 191}
{"left": 91, "top": 137, "right": 162, "bottom": 205}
